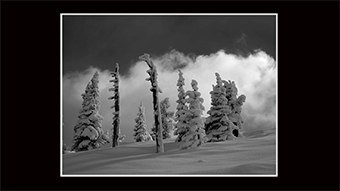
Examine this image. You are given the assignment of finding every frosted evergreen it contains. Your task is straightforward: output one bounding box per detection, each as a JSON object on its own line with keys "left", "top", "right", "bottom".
{"left": 179, "top": 80, "right": 206, "bottom": 150}
{"left": 205, "top": 73, "right": 246, "bottom": 142}
{"left": 71, "top": 71, "right": 109, "bottom": 152}
{"left": 222, "top": 80, "right": 246, "bottom": 137}
{"left": 174, "top": 70, "right": 190, "bottom": 142}
{"left": 133, "top": 101, "right": 153, "bottom": 142}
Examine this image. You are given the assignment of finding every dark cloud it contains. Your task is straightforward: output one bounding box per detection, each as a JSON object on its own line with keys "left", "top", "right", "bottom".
{"left": 62, "top": 15, "right": 276, "bottom": 75}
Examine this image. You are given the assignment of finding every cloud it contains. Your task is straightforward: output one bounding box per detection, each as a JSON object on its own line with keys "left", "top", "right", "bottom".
{"left": 62, "top": 49, "right": 276, "bottom": 145}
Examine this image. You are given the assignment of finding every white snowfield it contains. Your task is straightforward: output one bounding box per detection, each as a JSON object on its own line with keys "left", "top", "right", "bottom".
{"left": 62, "top": 128, "right": 276, "bottom": 175}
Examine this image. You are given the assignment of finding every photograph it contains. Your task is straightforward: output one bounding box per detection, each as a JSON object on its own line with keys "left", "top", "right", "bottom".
{"left": 61, "top": 13, "right": 277, "bottom": 176}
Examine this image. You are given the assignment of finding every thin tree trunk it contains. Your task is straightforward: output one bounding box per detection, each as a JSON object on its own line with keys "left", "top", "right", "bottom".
{"left": 152, "top": 87, "right": 164, "bottom": 153}
{"left": 112, "top": 63, "right": 120, "bottom": 147}
{"left": 140, "top": 53, "right": 164, "bottom": 153}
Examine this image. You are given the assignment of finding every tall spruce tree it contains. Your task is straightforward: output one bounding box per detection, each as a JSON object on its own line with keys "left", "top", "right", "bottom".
{"left": 179, "top": 80, "right": 206, "bottom": 149}
{"left": 205, "top": 73, "right": 246, "bottom": 141}
{"left": 222, "top": 80, "right": 246, "bottom": 137}
{"left": 205, "top": 73, "right": 233, "bottom": 142}
{"left": 109, "top": 63, "right": 120, "bottom": 147}
{"left": 139, "top": 53, "right": 164, "bottom": 153}
{"left": 174, "top": 70, "right": 190, "bottom": 142}
{"left": 133, "top": 101, "right": 153, "bottom": 142}
{"left": 71, "top": 71, "right": 108, "bottom": 152}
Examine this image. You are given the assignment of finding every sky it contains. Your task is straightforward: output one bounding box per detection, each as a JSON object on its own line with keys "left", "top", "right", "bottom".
{"left": 62, "top": 14, "right": 276, "bottom": 146}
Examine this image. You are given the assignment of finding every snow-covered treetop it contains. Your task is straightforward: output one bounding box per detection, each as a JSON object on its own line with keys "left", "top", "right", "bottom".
{"left": 177, "top": 70, "right": 185, "bottom": 87}
{"left": 135, "top": 102, "right": 146, "bottom": 124}
{"left": 138, "top": 101, "right": 144, "bottom": 111}
{"left": 176, "top": 70, "right": 186, "bottom": 106}
{"left": 87, "top": 71, "right": 100, "bottom": 101}
{"left": 91, "top": 71, "right": 99, "bottom": 86}
{"left": 139, "top": 53, "right": 156, "bottom": 80}
{"left": 222, "top": 79, "right": 238, "bottom": 99}
{"left": 140, "top": 53, "right": 162, "bottom": 93}
{"left": 185, "top": 79, "right": 205, "bottom": 112}
{"left": 81, "top": 82, "right": 91, "bottom": 99}
{"left": 207, "top": 73, "right": 230, "bottom": 115}
{"left": 175, "top": 70, "right": 189, "bottom": 126}
{"left": 215, "top": 73, "right": 223, "bottom": 87}
{"left": 79, "top": 71, "right": 102, "bottom": 112}
{"left": 191, "top": 79, "right": 198, "bottom": 91}
{"left": 139, "top": 53, "right": 154, "bottom": 69}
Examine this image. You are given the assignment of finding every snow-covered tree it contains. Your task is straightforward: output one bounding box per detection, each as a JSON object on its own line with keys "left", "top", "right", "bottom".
{"left": 109, "top": 63, "right": 120, "bottom": 147}
{"left": 174, "top": 70, "right": 190, "bottom": 142}
{"left": 153, "top": 97, "right": 175, "bottom": 139}
{"left": 71, "top": 71, "right": 108, "bottom": 152}
{"left": 205, "top": 73, "right": 246, "bottom": 141}
{"left": 140, "top": 53, "right": 164, "bottom": 153}
{"left": 179, "top": 80, "right": 206, "bottom": 149}
{"left": 133, "top": 101, "right": 153, "bottom": 142}
{"left": 222, "top": 80, "right": 246, "bottom": 137}
{"left": 205, "top": 73, "right": 234, "bottom": 142}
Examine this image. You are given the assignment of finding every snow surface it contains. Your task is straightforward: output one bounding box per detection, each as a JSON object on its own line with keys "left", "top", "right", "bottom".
{"left": 62, "top": 128, "right": 276, "bottom": 175}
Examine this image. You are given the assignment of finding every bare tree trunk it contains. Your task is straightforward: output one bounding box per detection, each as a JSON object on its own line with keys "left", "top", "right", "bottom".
{"left": 110, "top": 63, "right": 120, "bottom": 147}
{"left": 139, "top": 53, "right": 164, "bottom": 153}
{"left": 152, "top": 88, "right": 164, "bottom": 152}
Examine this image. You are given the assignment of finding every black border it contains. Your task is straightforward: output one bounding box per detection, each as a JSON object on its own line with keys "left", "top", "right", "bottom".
{"left": 1, "top": 1, "right": 339, "bottom": 191}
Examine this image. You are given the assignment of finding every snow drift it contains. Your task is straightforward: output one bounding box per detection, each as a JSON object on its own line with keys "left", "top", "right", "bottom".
{"left": 62, "top": 128, "right": 276, "bottom": 175}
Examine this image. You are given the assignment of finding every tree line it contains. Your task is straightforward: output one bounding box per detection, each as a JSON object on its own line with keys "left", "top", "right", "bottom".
{"left": 65, "top": 53, "right": 246, "bottom": 154}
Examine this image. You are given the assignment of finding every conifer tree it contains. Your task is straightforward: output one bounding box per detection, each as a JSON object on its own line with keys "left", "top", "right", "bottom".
{"left": 174, "top": 70, "right": 190, "bottom": 142}
{"left": 205, "top": 73, "right": 247, "bottom": 141}
{"left": 222, "top": 80, "right": 246, "bottom": 137}
{"left": 71, "top": 71, "right": 107, "bottom": 151}
{"left": 179, "top": 80, "right": 206, "bottom": 149}
{"left": 205, "top": 73, "right": 233, "bottom": 142}
{"left": 139, "top": 53, "right": 164, "bottom": 153}
{"left": 109, "top": 63, "right": 120, "bottom": 147}
{"left": 133, "top": 101, "right": 153, "bottom": 142}
{"left": 153, "top": 97, "right": 175, "bottom": 139}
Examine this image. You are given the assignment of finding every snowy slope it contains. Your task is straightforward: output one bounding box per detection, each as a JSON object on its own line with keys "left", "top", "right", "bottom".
{"left": 62, "top": 128, "right": 276, "bottom": 176}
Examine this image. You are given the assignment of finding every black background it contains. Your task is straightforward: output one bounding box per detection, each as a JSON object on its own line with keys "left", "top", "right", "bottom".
{"left": 1, "top": 0, "right": 339, "bottom": 191}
